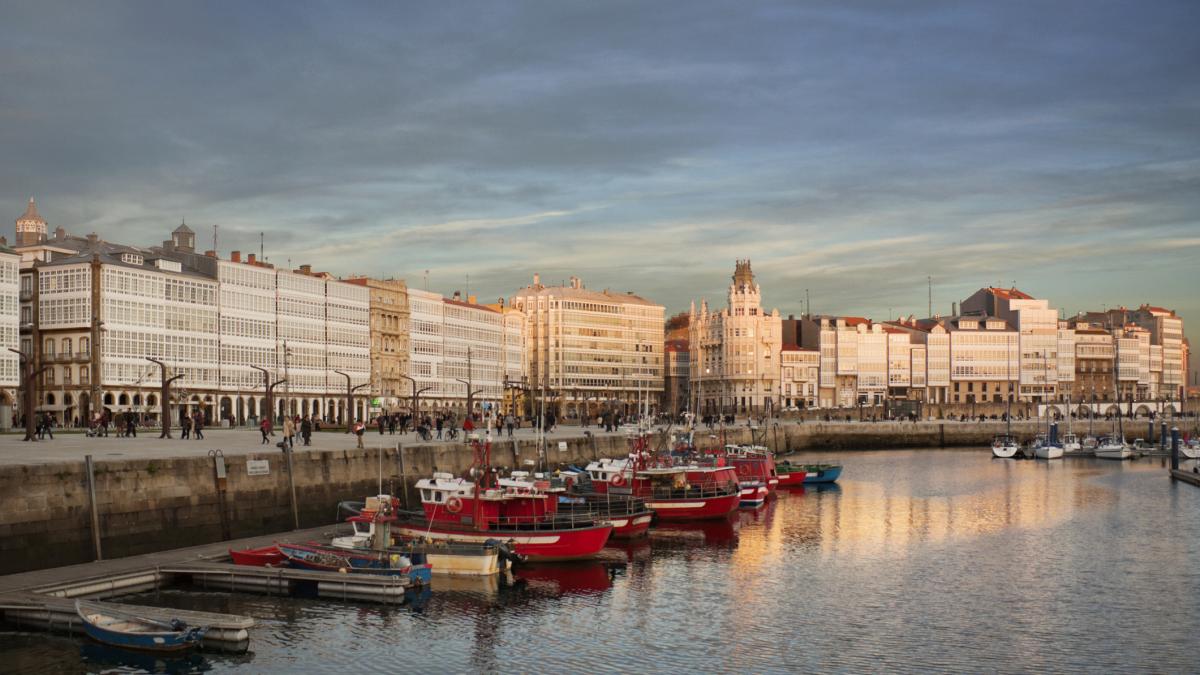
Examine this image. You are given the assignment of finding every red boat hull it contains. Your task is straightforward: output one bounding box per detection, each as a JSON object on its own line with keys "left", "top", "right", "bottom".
{"left": 644, "top": 492, "right": 740, "bottom": 521}
{"left": 393, "top": 522, "right": 612, "bottom": 561}
{"left": 605, "top": 512, "right": 654, "bottom": 538}
{"left": 775, "top": 470, "right": 808, "bottom": 487}
{"left": 229, "top": 545, "right": 284, "bottom": 567}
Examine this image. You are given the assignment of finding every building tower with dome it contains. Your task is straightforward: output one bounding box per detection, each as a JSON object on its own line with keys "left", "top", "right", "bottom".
{"left": 15, "top": 198, "right": 47, "bottom": 247}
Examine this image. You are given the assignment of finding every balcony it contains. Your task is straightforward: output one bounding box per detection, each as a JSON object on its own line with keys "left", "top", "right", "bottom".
{"left": 74, "top": 351, "right": 92, "bottom": 362}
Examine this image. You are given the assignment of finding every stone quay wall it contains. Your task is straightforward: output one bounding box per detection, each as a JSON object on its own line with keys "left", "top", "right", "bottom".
{"left": 0, "top": 421, "right": 1045, "bottom": 575}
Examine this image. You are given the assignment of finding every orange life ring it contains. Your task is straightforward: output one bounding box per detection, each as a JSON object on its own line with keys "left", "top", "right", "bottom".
{"left": 445, "top": 496, "right": 463, "bottom": 513}
{"left": 610, "top": 473, "right": 625, "bottom": 487}
{"left": 737, "top": 464, "right": 749, "bottom": 475}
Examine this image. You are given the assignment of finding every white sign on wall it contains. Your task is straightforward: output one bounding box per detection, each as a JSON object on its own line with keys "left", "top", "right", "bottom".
{"left": 557, "top": 441, "right": 568, "bottom": 452}
{"left": 246, "top": 459, "right": 270, "bottom": 476}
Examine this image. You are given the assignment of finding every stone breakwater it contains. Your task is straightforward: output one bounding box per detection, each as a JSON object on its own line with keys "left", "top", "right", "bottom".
{"left": 0, "top": 421, "right": 1042, "bottom": 575}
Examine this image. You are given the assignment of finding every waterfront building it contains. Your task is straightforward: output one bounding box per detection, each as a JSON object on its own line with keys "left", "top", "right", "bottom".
{"left": 511, "top": 275, "right": 663, "bottom": 419}
{"left": 0, "top": 243, "right": 19, "bottom": 428}
{"left": 688, "top": 261, "right": 782, "bottom": 415}
{"left": 961, "top": 287, "right": 1059, "bottom": 402}
{"left": 663, "top": 338, "right": 690, "bottom": 415}
{"left": 779, "top": 345, "right": 819, "bottom": 409}
{"left": 344, "top": 277, "right": 410, "bottom": 411}
{"left": 941, "top": 314, "right": 1019, "bottom": 405}
{"left": 13, "top": 203, "right": 371, "bottom": 427}
{"left": 1069, "top": 324, "right": 1116, "bottom": 402}
{"left": 406, "top": 289, "right": 524, "bottom": 416}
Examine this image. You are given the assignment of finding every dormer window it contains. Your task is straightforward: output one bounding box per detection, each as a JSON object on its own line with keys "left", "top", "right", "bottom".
{"left": 120, "top": 252, "right": 143, "bottom": 266}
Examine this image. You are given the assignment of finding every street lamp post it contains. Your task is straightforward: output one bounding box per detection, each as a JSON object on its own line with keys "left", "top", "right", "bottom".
{"left": 146, "top": 358, "right": 184, "bottom": 438}
{"left": 334, "top": 369, "right": 369, "bottom": 431}
{"left": 9, "top": 348, "right": 50, "bottom": 442}
{"left": 399, "top": 374, "right": 433, "bottom": 425}
{"left": 250, "top": 365, "right": 285, "bottom": 427}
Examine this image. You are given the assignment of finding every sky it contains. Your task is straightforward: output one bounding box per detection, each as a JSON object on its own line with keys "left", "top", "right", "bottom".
{"left": 2, "top": 1, "right": 1198, "bottom": 379}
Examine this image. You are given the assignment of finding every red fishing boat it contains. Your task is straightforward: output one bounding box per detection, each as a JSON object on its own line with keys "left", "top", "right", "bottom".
{"left": 393, "top": 435, "right": 613, "bottom": 561}
{"left": 512, "top": 471, "right": 654, "bottom": 539}
{"left": 586, "top": 435, "right": 741, "bottom": 521}
{"left": 229, "top": 544, "right": 285, "bottom": 567}
{"left": 725, "top": 445, "right": 780, "bottom": 494}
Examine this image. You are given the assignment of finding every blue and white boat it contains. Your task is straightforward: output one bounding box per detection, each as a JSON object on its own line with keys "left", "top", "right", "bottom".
{"left": 76, "top": 600, "right": 207, "bottom": 652}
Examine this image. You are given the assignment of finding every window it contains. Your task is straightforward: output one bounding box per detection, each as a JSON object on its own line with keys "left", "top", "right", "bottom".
{"left": 80, "top": 367, "right": 89, "bottom": 384}
{"left": 44, "top": 339, "right": 54, "bottom": 357}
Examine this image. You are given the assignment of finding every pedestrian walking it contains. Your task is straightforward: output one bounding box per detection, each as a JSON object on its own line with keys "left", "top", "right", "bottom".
{"left": 506, "top": 413, "right": 515, "bottom": 437}
{"left": 193, "top": 411, "right": 205, "bottom": 440}
{"left": 354, "top": 419, "right": 365, "bottom": 448}
{"left": 125, "top": 410, "right": 137, "bottom": 437}
{"left": 260, "top": 418, "right": 272, "bottom": 444}
{"left": 181, "top": 414, "right": 192, "bottom": 439}
{"left": 436, "top": 416, "right": 443, "bottom": 440}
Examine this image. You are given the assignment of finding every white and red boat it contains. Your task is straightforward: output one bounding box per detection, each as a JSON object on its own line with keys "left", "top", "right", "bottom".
{"left": 724, "top": 445, "right": 778, "bottom": 506}
{"left": 394, "top": 435, "right": 613, "bottom": 561}
{"left": 511, "top": 471, "right": 654, "bottom": 539}
{"left": 585, "top": 436, "right": 741, "bottom": 521}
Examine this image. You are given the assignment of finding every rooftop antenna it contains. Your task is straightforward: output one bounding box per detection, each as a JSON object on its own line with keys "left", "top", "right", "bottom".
{"left": 805, "top": 288, "right": 810, "bottom": 317}
{"left": 466, "top": 273, "right": 470, "bottom": 299}
{"left": 423, "top": 270, "right": 429, "bottom": 291}
{"left": 259, "top": 232, "right": 264, "bottom": 260}
{"left": 213, "top": 223, "right": 218, "bottom": 253}
{"left": 927, "top": 276, "right": 932, "bottom": 318}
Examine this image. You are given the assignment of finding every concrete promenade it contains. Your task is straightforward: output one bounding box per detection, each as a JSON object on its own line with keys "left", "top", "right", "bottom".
{"left": 0, "top": 424, "right": 631, "bottom": 466}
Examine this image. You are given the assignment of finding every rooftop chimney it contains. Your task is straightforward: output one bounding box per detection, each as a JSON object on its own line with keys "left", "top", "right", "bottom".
{"left": 247, "top": 253, "right": 257, "bottom": 264}
{"left": 204, "top": 250, "right": 217, "bottom": 258}
{"left": 231, "top": 250, "right": 241, "bottom": 263}
{"left": 54, "top": 227, "right": 66, "bottom": 240}
{"left": 467, "top": 294, "right": 477, "bottom": 305}
{"left": 452, "top": 290, "right": 461, "bottom": 301}
{"left": 86, "top": 233, "right": 99, "bottom": 245}
{"left": 299, "top": 264, "right": 312, "bottom": 274}
{"left": 533, "top": 273, "right": 540, "bottom": 287}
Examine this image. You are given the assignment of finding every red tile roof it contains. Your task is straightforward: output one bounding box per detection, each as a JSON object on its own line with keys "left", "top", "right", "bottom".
{"left": 840, "top": 317, "right": 870, "bottom": 327}
{"left": 987, "top": 286, "right": 1033, "bottom": 300}
{"left": 665, "top": 338, "right": 689, "bottom": 352}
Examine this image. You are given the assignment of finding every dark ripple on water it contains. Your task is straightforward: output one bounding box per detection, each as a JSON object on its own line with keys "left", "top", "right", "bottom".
{"left": 3, "top": 449, "right": 1199, "bottom": 674}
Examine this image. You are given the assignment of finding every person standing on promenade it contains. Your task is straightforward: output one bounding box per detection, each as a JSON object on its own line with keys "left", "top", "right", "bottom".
{"left": 300, "top": 415, "right": 312, "bottom": 446}
{"left": 125, "top": 410, "right": 136, "bottom": 437}
{"left": 436, "top": 415, "right": 444, "bottom": 440}
{"left": 181, "top": 413, "right": 191, "bottom": 439}
{"left": 283, "top": 415, "right": 295, "bottom": 449}
{"left": 506, "top": 413, "right": 515, "bottom": 437}
{"left": 193, "top": 410, "right": 205, "bottom": 440}
{"left": 354, "top": 419, "right": 365, "bottom": 448}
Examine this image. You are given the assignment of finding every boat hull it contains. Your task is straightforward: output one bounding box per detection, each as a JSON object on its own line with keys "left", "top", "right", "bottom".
{"left": 803, "top": 466, "right": 842, "bottom": 484}
{"left": 738, "top": 484, "right": 768, "bottom": 507}
{"left": 775, "top": 471, "right": 807, "bottom": 487}
{"left": 1094, "top": 446, "right": 1133, "bottom": 460}
{"left": 229, "top": 545, "right": 284, "bottom": 567}
{"left": 393, "top": 522, "right": 612, "bottom": 562}
{"left": 77, "top": 602, "right": 205, "bottom": 653}
{"left": 992, "top": 445, "right": 1020, "bottom": 459}
{"left": 603, "top": 513, "right": 654, "bottom": 539}
{"left": 644, "top": 491, "right": 741, "bottom": 521}
{"left": 277, "top": 543, "right": 433, "bottom": 584}
{"left": 1034, "top": 445, "right": 1064, "bottom": 459}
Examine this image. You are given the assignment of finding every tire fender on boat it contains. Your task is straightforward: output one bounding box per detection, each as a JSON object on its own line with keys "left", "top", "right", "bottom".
{"left": 446, "top": 496, "right": 463, "bottom": 513}
{"left": 610, "top": 473, "right": 625, "bottom": 487}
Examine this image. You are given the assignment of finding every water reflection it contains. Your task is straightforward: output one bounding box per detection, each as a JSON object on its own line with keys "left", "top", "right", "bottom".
{"left": 4, "top": 449, "right": 1198, "bottom": 673}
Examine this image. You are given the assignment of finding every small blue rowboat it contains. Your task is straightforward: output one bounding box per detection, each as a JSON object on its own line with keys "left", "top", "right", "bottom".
{"left": 76, "top": 600, "right": 207, "bottom": 652}
{"left": 803, "top": 464, "right": 842, "bottom": 484}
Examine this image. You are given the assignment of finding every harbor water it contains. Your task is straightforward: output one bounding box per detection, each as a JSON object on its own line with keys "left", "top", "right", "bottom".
{"left": 3, "top": 448, "right": 1199, "bottom": 673}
